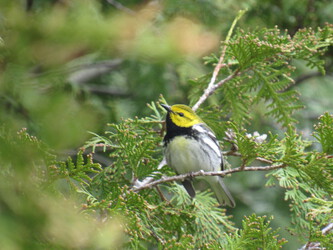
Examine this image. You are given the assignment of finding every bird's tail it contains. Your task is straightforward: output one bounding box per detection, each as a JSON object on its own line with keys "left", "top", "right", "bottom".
{"left": 206, "top": 176, "right": 235, "bottom": 207}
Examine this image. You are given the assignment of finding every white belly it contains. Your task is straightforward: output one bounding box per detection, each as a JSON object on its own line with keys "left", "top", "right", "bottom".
{"left": 165, "top": 136, "right": 220, "bottom": 174}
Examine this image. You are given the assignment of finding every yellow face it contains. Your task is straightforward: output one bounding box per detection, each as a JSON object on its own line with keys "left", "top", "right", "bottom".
{"left": 167, "top": 104, "right": 203, "bottom": 128}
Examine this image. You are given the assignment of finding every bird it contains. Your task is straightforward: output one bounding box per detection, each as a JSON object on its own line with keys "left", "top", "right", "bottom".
{"left": 161, "top": 104, "right": 235, "bottom": 207}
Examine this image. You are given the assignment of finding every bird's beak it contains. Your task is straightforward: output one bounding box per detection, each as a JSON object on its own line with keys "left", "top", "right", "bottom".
{"left": 161, "top": 104, "right": 172, "bottom": 113}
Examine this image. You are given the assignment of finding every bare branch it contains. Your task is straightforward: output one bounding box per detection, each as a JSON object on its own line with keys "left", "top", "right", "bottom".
{"left": 192, "top": 69, "right": 240, "bottom": 111}
{"left": 255, "top": 157, "right": 274, "bottom": 164}
{"left": 132, "top": 163, "right": 286, "bottom": 192}
{"left": 322, "top": 222, "right": 333, "bottom": 234}
{"left": 191, "top": 9, "right": 246, "bottom": 111}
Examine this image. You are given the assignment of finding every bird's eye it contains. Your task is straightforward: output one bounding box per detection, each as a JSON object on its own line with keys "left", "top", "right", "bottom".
{"left": 178, "top": 112, "right": 184, "bottom": 117}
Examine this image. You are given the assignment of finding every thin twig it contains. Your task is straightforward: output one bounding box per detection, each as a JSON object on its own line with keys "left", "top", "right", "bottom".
{"left": 132, "top": 163, "right": 286, "bottom": 192}
{"left": 255, "top": 157, "right": 273, "bottom": 164}
{"left": 224, "top": 151, "right": 241, "bottom": 157}
{"left": 215, "top": 69, "right": 240, "bottom": 89}
{"left": 322, "top": 222, "right": 333, "bottom": 234}
{"left": 155, "top": 186, "right": 168, "bottom": 202}
{"left": 192, "top": 69, "right": 240, "bottom": 111}
{"left": 192, "top": 9, "right": 246, "bottom": 111}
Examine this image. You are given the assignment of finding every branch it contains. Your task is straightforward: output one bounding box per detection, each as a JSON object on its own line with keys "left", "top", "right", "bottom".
{"left": 322, "top": 222, "right": 333, "bottom": 235}
{"left": 192, "top": 69, "right": 240, "bottom": 111}
{"left": 192, "top": 9, "right": 246, "bottom": 111}
{"left": 132, "top": 163, "right": 285, "bottom": 192}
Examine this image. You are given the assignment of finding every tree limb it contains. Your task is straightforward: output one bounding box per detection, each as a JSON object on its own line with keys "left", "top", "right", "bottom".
{"left": 132, "top": 163, "right": 286, "bottom": 192}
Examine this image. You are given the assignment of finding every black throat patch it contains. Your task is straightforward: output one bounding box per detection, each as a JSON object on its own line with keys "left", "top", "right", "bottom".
{"left": 163, "top": 113, "right": 195, "bottom": 144}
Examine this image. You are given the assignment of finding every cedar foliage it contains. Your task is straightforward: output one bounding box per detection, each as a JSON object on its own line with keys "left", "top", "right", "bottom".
{"left": 1, "top": 0, "right": 333, "bottom": 249}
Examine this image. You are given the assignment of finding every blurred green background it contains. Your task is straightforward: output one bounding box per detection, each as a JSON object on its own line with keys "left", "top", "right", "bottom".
{"left": 1, "top": 0, "right": 333, "bottom": 248}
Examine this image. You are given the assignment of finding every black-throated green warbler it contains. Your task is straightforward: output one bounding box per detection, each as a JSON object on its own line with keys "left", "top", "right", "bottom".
{"left": 161, "top": 104, "right": 235, "bottom": 207}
